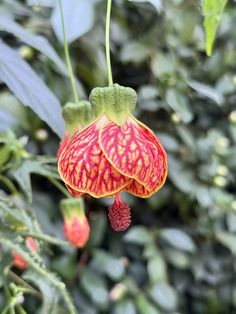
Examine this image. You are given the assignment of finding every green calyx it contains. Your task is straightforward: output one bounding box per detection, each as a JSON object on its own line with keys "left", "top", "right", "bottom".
{"left": 62, "top": 101, "right": 94, "bottom": 136}
{"left": 60, "top": 198, "right": 85, "bottom": 222}
{"left": 89, "top": 84, "right": 137, "bottom": 126}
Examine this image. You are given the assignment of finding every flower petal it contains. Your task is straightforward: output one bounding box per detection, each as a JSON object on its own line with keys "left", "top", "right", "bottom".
{"left": 99, "top": 116, "right": 161, "bottom": 189}
{"left": 135, "top": 118, "right": 167, "bottom": 193}
{"left": 124, "top": 179, "right": 152, "bottom": 197}
{"left": 58, "top": 117, "right": 130, "bottom": 197}
{"left": 65, "top": 184, "right": 84, "bottom": 198}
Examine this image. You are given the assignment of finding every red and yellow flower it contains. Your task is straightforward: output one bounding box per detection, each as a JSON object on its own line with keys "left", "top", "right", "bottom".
{"left": 58, "top": 84, "right": 167, "bottom": 231}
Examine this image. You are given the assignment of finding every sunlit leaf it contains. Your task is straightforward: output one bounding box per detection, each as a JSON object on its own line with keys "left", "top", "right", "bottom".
{"left": 202, "top": 0, "right": 227, "bottom": 56}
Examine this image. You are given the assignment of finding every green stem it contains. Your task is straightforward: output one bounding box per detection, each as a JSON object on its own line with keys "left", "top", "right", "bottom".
{"left": 105, "top": 0, "right": 113, "bottom": 86}
{"left": 58, "top": 0, "right": 79, "bottom": 103}
{"left": 1, "top": 239, "right": 77, "bottom": 314}
{"left": 0, "top": 175, "right": 17, "bottom": 195}
{"left": 20, "top": 232, "right": 70, "bottom": 247}
{"left": 48, "top": 176, "right": 71, "bottom": 198}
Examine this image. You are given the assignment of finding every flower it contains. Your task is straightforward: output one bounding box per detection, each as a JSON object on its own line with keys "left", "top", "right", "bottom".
{"left": 13, "top": 237, "right": 37, "bottom": 270}
{"left": 58, "top": 84, "right": 168, "bottom": 231}
{"left": 60, "top": 198, "right": 90, "bottom": 248}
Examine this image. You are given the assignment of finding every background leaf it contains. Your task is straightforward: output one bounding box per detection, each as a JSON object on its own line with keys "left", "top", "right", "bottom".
{"left": 0, "top": 41, "right": 65, "bottom": 138}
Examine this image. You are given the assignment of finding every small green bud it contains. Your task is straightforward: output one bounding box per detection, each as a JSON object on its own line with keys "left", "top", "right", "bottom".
{"left": 62, "top": 101, "right": 94, "bottom": 136}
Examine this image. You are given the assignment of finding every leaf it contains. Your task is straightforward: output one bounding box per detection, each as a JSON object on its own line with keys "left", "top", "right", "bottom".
{"left": 160, "top": 228, "right": 196, "bottom": 253}
{"left": 202, "top": 0, "right": 227, "bottom": 56}
{"left": 80, "top": 269, "right": 109, "bottom": 310}
{"left": 120, "top": 42, "right": 152, "bottom": 63}
{"left": 0, "top": 41, "right": 65, "bottom": 138}
{"left": 166, "top": 89, "right": 193, "bottom": 123}
{"left": 188, "top": 80, "right": 223, "bottom": 105}
{"left": 23, "top": 270, "right": 60, "bottom": 314}
{"left": 149, "top": 283, "right": 178, "bottom": 312}
{"left": 136, "top": 295, "right": 160, "bottom": 314}
{"left": 129, "top": 0, "right": 163, "bottom": 13}
{"left": 147, "top": 254, "right": 167, "bottom": 283}
{"left": 51, "top": 0, "right": 95, "bottom": 44}
{"left": 113, "top": 299, "right": 137, "bottom": 314}
{"left": 12, "top": 158, "right": 59, "bottom": 202}
{"left": 0, "top": 16, "right": 68, "bottom": 76}
{"left": 123, "top": 226, "right": 151, "bottom": 245}
{"left": 216, "top": 232, "right": 236, "bottom": 254}
{"left": 92, "top": 250, "right": 125, "bottom": 281}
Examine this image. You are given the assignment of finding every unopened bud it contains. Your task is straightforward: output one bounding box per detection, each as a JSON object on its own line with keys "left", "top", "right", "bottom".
{"left": 13, "top": 237, "right": 37, "bottom": 270}
{"left": 60, "top": 198, "right": 90, "bottom": 248}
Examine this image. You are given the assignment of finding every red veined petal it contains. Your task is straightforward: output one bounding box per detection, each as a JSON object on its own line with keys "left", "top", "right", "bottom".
{"left": 66, "top": 184, "right": 84, "bottom": 198}
{"left": 57, "top": 131, "right": 70, "bottom": 159}
{"left": 124, "top": 179, "right": 152, "bottom": 197}
{"left": 135, "top": 118, "right": 168, "bottom": 193}
{"left": 58, "top": 116, "right": 130, "bottom": 198}
{"left": 99, "top": 116, "right": 158, "bottom": 187}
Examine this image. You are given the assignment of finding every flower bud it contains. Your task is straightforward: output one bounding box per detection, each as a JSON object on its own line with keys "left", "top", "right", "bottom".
{"left": 13, "top": 237, "right": 37, "bottom": 270}
{"left": 60, "top": 198, "right": 90, "bottom": 248}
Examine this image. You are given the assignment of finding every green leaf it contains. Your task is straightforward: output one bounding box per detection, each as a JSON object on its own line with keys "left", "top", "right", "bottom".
{"left": 136, "top": 295, "right": 160, "bottom": 314}
{"left": 216, "top": 232, "right": 236, "bottom": 254}
{"left": 0, "top": 16, "right": 68, "bottom": 76}
{"left": 0, "top": 41, "right": 65, "bottom": 138}
{"left": 123, "top": 226, "right": 151, "bottom": 245}
{"left": 147, "top": 254, "right": 167, "bottom": 283}
{"left": 166, "top": 89, "right": 193, "bottom": 123}
{"left": 12, "top": 158, "right": 59, "bottom": 202}
{"left": 51, "top": 0, "right": 95, "bottom": 44}
{"left": 92, "top": 250, "right": 125, "bottom": 281}
{"left": 149, "top": 283, "right": 178, "bottom": 312}
{"left": 113, "top": 299, "right": 137, "bottom": 314}
{"left": 188, "top": 80, "right": 223, "bottom": 105}
{"left": 202, "top": 0, "right": 227, "bottom": 56}
{"left": 160, "top": 228, "right": 196, "bottom": 253}
{"left": 23, "top": 270, "right": 60, "bottom": 314}
{"left": 120, "top": 42, "right": 152, "bottom": 63}
{"left": 81, "top": 269, "right": 109, "bottom": 310}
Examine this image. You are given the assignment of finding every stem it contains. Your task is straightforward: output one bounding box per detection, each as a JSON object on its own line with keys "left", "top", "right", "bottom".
{"left": 1, "top": 239, "right": 77, "bottom": 314}
{"left": 105, "top": 0, "right": 113, "bottom": 86}
{"left": 58, "top": 0, "right": 79, "bottom": 103}
{"left": 20, "top": 232, "right": 70, "bottom": 247}
{"left": 0, "top": 175, "right": 17, "bottom": 195}
{"left": 48, "top": 176, "right": 71, "bottom": 198}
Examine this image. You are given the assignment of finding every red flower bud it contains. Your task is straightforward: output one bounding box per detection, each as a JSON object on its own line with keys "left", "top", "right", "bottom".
{"left": 13, "top": 237, "right": 37, "bottom": 270}
{"left": 60, "top": 198, "right": 90, "bottom": 248}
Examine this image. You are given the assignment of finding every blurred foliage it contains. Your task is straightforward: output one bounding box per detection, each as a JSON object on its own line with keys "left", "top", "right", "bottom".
{"left": 0, "top": 0, "right": 235, "bottom": 313}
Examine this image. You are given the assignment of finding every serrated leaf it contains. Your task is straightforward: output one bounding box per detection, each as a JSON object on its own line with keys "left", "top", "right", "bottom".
{"left": 0, "top": 16, "right": 68, "bottom": 76}
{"left": 0, "top": 41, "right": 65, "bottom": 138}
{"left": 51, "top": 0, "right": 95, "bottom": 44}
{"left": 202, "top": 0, "right": 227, "bottom": 56}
